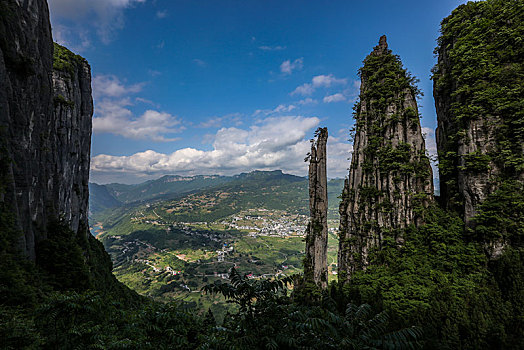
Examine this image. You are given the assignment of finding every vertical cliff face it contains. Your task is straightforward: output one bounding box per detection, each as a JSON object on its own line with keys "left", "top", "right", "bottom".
{"left": 0, "top": 0, "right": 92, "bottom": 259}
{"left": 433, "top": 0, "right": 523, "bottom": 257}
{"left": 52, "top": 43, "right": 93, "bottom": 235}
{"left": 303, "top": 127, "right": 328, "bottom": 289}
{"left": 338, "top": 36, "right": 434, "bottom": 282}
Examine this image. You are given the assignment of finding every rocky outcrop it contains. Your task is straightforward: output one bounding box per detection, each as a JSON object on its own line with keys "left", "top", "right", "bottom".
{"left": 338, "top": 36, "right": 434, "bottom": 283}
{"left": 0, "top": 0, "right": 92, "bottom": 259}
{"left": 433, "top": 1, "right": 524, "bottom": 224}
{"left": 303, "top": 127, "right": 328, "bottom": 289}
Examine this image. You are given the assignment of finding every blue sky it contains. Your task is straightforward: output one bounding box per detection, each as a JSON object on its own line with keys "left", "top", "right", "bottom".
{"left": 48, "top": 0, "right": 469, "bottom": 184}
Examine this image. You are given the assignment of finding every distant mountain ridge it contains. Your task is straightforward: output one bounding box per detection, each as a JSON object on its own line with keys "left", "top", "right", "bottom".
{"left": 89, "top": 170, "right": 345, "bottom": 221}
{"left": 89, "top": 174, "right": 232, "bottom": 212}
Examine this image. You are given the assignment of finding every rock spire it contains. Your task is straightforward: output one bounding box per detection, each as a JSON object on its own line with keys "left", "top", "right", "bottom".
{"left": 338, "top": 36, "right": 434, "bottom": 283}
{"left": 303, "top": 127, "right": 329, "bottom": 289}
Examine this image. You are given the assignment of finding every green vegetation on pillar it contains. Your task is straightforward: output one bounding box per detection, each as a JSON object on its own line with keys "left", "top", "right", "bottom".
{"left": 338, "top": 35, "right": 434, "bottom": 283}
{"left": 432, "top": 0, "right": 524, "bottom": 238}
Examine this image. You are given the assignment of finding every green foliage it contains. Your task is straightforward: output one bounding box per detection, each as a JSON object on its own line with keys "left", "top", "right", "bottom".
{"left": 471, "top": 180, "right": 524, "bottom": 246}
{"left": 346, "top": 205, "right": 524, "bottom": 349}
{"left": 203, "top": 269, "right": 422, "bottom": 349}
{"left": 36, "top": 220, "right": 91, "bottom": 291}
{"left": 433, "top": 0, "right": 524, "bottom": 206}
{"left": 53, "top": 42, "right": 86, "bottom": 76}
{"left": 358, "top": 48, "right": 421, "bottom": 106}
{"left": 203, "top": 267, "right": 293, "bottom": 316}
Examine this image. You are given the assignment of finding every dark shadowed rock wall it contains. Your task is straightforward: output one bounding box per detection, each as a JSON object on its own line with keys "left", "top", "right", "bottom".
{"left": 338, "top": 36, "right": 434, "bottom": 283}
{"left": 0, "top": 0, "right": 92, "bottom": 259}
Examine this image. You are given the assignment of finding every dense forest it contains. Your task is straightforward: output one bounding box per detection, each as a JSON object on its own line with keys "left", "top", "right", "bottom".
{"left": 1, "top": 0, "right": 523, "bottom": 349}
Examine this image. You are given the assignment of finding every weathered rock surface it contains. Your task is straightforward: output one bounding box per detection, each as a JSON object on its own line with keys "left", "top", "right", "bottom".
{"left": 338, "top": 36, "right": 434, "bottom": 283}
{"left": 303, "top": 127, "right": 328, "bottom": 289}
{"left": 52, "top": 43, "right": 93, "bottom": 236}
{"left": 0, "top": 0, "right": 92, "bottom": 259}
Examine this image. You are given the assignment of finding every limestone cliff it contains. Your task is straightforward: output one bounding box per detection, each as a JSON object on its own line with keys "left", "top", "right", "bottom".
{"left": 338, "top": 36, "right": 434, "bottom": 283}
{"left": 52, "top": 43, "right": 93, "bottom": 236}
{"left": 433, "top": 0, "right": 523, "bottom": 258}
{"left": 0, "top": 0, "right": 92, "bottom": 259}
{"left": 303, "top": 127, "right": 328, "bottom": 289}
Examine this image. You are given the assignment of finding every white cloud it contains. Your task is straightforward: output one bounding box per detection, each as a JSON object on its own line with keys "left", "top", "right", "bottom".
{"left": 91, "top": 116, "right": 353, "bottom": 182}
{"left": 297, "top": 98, "right": 318, "bottom": 105}
{"left": 291, "top": 84, "right": 315, "bottom": 96}
{"left": 323, "top": 93, "right": 346, "bottom": 103}
{"left": 253, "top": 104, "right": 297, "bottom": 117}
{"left": 291, "top": 74, "right": 348, "bottom": 96}
{"left": 49, "top": 0, "right": 146, "bottom": 44}
{"left": 93, "top": 100, "right": 183, "bottom": 142}
{"left": 280, "top": 58, "right": 304, "bottom": 75}
{"left": 93, "top": 75, "right": 144, "bottom": 99}
{"left": 92, "top": 74, "right": 181, "bottom": 142}
{"left": 258, "top": 45, "right": 286, "bottom": 51}
{"left": 312, "top": 74, "right": 347, "bottom": 87}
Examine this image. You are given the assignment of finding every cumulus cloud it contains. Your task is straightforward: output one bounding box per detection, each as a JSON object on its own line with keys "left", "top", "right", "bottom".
{"left": 93, "top": 75, "right": 144, "bottom": 99}
{"left": 91, "top": 116, "right": 353, "bottom": 182}
{"left": 291, "top": 74, "right": 348, "bottom": 96}
{"left": 323, "top": 93, "right": 346, "bottom": 103}
{"left": 280, "top": 58, "right": 304, "bottom": 75}
{"left": 93, "top": 100, "right": 183, "bottom": 142}
{"left": 92, "top": 74, "right": 181, "bottom": 142}
{"left": 48, "top": 0, "right": 146, "bottom": 44}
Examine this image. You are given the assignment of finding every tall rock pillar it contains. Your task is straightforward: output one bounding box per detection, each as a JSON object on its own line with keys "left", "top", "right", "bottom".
{"left": 338, "top": 36, "right": 434, "bottom": 283}
{"left": 304, "top": 127, "right": 329, "bottom": 289}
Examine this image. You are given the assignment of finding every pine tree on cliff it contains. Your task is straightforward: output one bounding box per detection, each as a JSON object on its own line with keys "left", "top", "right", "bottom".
{"left": 303, "top": 127, "right": 329, "bottom": 290}
{"left": 338, "top": 36, "right": 434, "bottom": 283}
